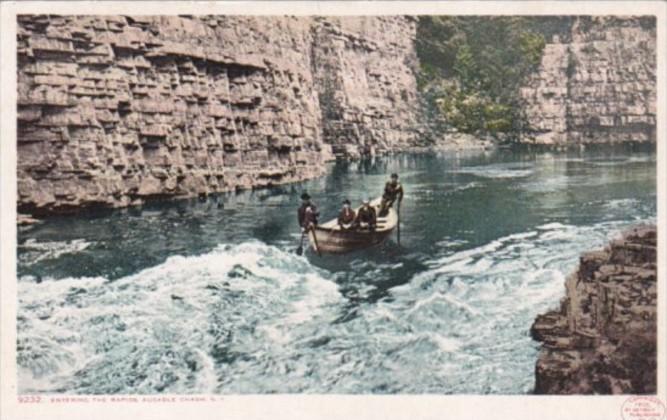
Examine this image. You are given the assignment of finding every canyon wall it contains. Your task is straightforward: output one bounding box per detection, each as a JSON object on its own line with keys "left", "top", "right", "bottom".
{"left": 531, "top": 225, "right": 657, "bottom": 394}
{"left": 16, "top": 15, "right": 420, "bottom": 214}
{"left": 16, "top": 15, "right": 658, "bottom": 214}
{"left": 520, "top": 16, "right": 656, "bottom": 145}
{"left": 311, "top": 17, "right": 421, "bottom": 158}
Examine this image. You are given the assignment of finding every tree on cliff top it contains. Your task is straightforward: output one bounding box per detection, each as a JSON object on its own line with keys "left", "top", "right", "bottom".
{"left": 417, "top": 16, "right": 560, "bottom": 139}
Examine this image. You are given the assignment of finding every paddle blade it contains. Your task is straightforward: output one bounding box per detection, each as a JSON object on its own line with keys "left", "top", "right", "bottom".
{"left": 296, "top": 246, "right": 303, "bottom": 256}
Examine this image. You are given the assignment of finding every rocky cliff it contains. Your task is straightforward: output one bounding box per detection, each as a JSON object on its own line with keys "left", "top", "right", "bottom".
{"left": 531, "top": 225, "right": 657, "bottom": 394}
{"left": 520, "top": 16, "right": 656, "bottom": 145}
{"left": 312, "top": 17, "right": 421, "bottom": 158}
{"left": 17, "top": 15, "right": 420, "bottom": 214}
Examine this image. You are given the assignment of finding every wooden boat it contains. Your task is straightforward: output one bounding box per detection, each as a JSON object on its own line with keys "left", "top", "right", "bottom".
{"left": 307, "top": 197, "right": 398, "bottom": 254}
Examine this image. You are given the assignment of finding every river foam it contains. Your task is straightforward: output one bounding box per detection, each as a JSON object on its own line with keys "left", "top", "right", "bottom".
{"left": 18, "top": 242, "right": 341, "bottom": 394}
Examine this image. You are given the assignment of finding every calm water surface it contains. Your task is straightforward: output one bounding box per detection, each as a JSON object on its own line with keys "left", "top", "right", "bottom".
{"left": 17, "top": 147, "right": 656, "bottom": 394}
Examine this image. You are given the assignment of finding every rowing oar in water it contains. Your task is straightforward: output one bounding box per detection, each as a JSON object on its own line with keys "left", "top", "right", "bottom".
{"left": 396, "top": 201, "right": 401, "bottom": 246}
{"left": 310, "top": 227, "right": 322, "bottom": 257}
{"left": 296, "top": 231, "right": 306, "bottom": 256}
{"left": 295, "top": 227, "right": 322, "bottom": 257}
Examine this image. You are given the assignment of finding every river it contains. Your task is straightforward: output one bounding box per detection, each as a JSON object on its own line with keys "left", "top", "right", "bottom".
{"left": 17, "top": 146, "right": 656, "bottom": 394}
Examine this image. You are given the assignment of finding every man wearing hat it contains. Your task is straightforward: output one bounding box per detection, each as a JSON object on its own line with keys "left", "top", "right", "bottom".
{"left": 379, "top": 173, "right": 404, "bottom": 217}
{"left": 337, "top": 199, "right": 356, "bottom": 230}
{"left": 297, "top": 192, "right": 319, "bottom": 232}
{"left": 354, "top": 198, "right": 377, "bottom": 231}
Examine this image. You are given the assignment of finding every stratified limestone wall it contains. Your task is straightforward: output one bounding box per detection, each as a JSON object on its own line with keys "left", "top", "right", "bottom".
{"left": 531, "top": 225, "right": 657, "bottom": 394}
{"left": 311, "top": 16, "right": 421, "bottom": 158}
{"left": 16, "top": 15, "right": 420, "bottom": 214}
{"left": 521, "top": 16, "right": 656, "bottom": 145}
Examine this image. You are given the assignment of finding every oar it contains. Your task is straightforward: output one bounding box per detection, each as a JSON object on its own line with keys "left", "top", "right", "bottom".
{"left": 310, "top": 227, "right": 322, "bottom": 257}
{"left": 296, "top": 231, "right": 305, "bottom": 256}
{"left": 396, "top": 202, "right": 401, "bottom": 246}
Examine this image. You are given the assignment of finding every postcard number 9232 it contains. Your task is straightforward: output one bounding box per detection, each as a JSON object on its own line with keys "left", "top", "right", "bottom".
{"left": 18, "top": 395, "right": 42, "bottom": 404}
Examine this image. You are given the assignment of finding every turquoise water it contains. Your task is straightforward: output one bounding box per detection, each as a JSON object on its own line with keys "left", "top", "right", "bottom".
{"left": 17, "top": 147, "right": 656, "bottom": 394}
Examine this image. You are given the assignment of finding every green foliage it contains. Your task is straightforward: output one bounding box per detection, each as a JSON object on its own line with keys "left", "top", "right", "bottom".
{"left": 520, "top": 31, "right": 547, "bottom": 67}
{"left": 416, "top": 16, "right": 555, "bottom": 138}
{"left": 453, "top": 44, "right": 476, "bottom": 92}
{"left": 433, "top": 81, "right": 514, "bottom": 133}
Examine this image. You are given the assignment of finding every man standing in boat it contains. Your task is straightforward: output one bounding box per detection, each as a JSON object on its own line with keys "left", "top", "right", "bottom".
{"left": 354, "top": 198, "right": 377, "bottom": 231}
{"left": 337, "top": 199, "right": 356, "bottom": 230}
{"left": 297, "top": 192, "right": 319, "bottom": 232}
{"left": 379, "top": 173, "right": 404, "bottom": 217}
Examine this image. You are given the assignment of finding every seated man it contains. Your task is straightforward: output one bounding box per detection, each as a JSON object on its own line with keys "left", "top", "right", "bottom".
{"left": 354, "top": 198, "right": 377, "bottom": 231}
{"left": 337, "top": 199, "right": 356, "bottom": 230}
{"left": 378, "top": 173, "right": 403, "bottom": 217}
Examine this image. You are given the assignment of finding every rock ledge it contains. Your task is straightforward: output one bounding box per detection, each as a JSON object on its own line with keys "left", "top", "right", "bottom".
{"left": 531, "top": 224, "right": 657, "bottom": 394}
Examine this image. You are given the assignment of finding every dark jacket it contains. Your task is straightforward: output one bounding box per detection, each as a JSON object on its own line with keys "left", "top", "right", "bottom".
{"left": 383, "top": 181, "right": 404, "bottom": 202}
{"left": 338, "top": 208, "right": 356, "bottom": 225}
{"left": 298, "top": 203, "right": 319, "bottom": 228}
{"left": 355, "top": 205, "right": 377, "bottom": 225}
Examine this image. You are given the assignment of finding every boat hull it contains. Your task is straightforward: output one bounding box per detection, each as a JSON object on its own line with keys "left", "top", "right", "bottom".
{"left": 308, "top": 227, "right": 394, "bottom": 254}
{"left": 307, "top": 197, "right": 398, "bottom": 254}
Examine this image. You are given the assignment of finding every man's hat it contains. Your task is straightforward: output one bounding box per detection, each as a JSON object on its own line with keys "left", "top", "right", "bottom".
{"left": 343, "top": 199, "right": 351, "bottom": 205}
{"left": 300, "top": 192, "right": 311, "bottom": 200}
{"left": 362, "top": 197, "right": 370, "bottom": 204}
{"left": 391, "top": 173, "right": 399, "bottom": 179}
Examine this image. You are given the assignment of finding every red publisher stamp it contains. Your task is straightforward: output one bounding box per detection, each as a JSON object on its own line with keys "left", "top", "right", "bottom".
{"left": 622, "top": 397, "right": 666, "bottom": 420}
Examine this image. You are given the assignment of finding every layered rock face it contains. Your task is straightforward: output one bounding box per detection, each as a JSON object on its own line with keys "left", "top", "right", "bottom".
{"left": 311, "top": 17, "right": 421, "bottom": 158}
{"left": 17, "top": 15, "right": 420, "bottom": 214}
{"left": 521, "top": 17, "right": 656, "bottom": 145}
{"left": 531, "top": 225, "right": 657, "bottom": 394}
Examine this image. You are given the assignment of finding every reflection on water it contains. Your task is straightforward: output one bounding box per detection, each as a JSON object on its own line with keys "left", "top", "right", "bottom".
{"left": 17, "top": 146, "right": 656, "bottom": 394}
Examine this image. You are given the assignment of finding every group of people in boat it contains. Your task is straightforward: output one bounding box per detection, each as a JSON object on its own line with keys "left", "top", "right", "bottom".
{"left": 297, "top": 173, "right": 404, "bottom": 233}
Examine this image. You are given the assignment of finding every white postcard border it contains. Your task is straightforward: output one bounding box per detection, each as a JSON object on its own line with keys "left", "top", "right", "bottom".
{"left": 1, "top": 2, "right": 665, "bottom": 420}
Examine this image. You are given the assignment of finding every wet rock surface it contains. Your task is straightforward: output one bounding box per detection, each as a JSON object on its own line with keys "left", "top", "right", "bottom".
{"left": 17, "top": 15, "right": 420, "bottom": 214}
{"left": 531, "top": 224, "right": 657, "bottom": 394}
{"left": 521, "top": 16, "right": 656, "bottom": 145}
